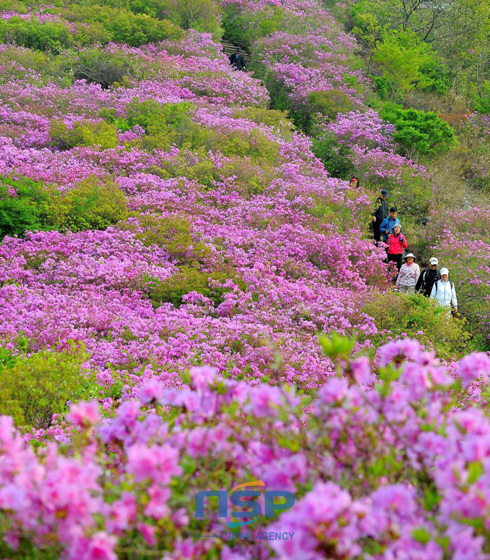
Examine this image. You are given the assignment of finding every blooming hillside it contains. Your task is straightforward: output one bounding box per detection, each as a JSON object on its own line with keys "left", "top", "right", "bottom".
{"left": 0, "top": 0, "right": 489, "bottom": 558}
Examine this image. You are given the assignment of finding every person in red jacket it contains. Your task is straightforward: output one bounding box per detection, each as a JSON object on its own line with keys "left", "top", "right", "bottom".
{"left": 386, "top": 223, "right": 408, "bottom": 271}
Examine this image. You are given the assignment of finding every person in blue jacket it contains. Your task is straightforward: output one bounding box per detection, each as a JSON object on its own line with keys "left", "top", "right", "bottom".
{"left": 379, "top": 207, "right": 400, "bottom": 242}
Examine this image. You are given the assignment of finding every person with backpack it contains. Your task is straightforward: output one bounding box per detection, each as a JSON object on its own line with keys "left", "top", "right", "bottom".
{"left": 430, "top": 268, "right": 458, "bottom": 313}
{"left": 371, "top": 189, "right": 389, "bottom": 242}
{"left": 386, "top": 223, "right": 407, "bottom": 271}
{"left": 379, "top": 207, "right": 400, "bottom": 242}
{"left": 416, "top": 257, "right": 441, "bottom": 297}
{"left": 229, "top": 48, "right": 246, "bottom": 71}
{"left": 394, "top": 253, "right": 420, "bottom": 294}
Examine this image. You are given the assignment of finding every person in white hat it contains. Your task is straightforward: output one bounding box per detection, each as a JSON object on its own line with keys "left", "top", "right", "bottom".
{"left": 394, "top": 253, "right": 420, "bottom": 294}
{"left": 416, "top": 257, "right": 441, "bottom": 297}
{"left": 430, "top": 268, "right": 458, "bottom": 313}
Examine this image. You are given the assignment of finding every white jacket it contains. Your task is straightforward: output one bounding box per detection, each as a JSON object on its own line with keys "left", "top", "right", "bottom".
{"left": 430, "top": 279, "right": 457, "bottom": 308}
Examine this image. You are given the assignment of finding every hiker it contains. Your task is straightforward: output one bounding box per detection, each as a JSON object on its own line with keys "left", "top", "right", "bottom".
{"left": 430, "top": 268, "right": 458, "bottom": 313}
{"left": 371, "top": 189, "right": 389, "bottom": 242}
{"left": 379, "top": 207, "right": 400, "bottom": 243}
{"left": 416, "top": 257, "right": 441, "bottom": 297}
{"left": 386, "top": 223, "right": 407, "bottom": 271}
{"left": 394, "top": 253, "right": 420, "bottom": 294}
{"left": 229, "top": 48, "right": 246, "bottom": 71}
{"left": 349, "top": 176, "right": 360, "bottom": 189}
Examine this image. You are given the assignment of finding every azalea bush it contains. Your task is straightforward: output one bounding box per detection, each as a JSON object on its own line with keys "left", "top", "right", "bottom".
{"left": 0, "top": 340, "right": 489, "bottom": 558}
{"left": 0, "top": 3, "right": 489, "bottom": 558}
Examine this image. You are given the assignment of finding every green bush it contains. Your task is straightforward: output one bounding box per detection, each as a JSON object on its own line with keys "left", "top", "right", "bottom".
{"left": 0, "top": 342, "right": 93, "bottom": 430}
{"left": 308, "top": 90, "right": 354, "bottom": 121}
{"left": 371, "top": 75, "right": 390, "bottom": 100}
{"left": 311, "top": 134, "right": 357, "bottom": 178}
{"left": 47, "top": 176, "right": 128, "bottom": 233}
{"left": 232, "top": 107, "right": 295, "bottom": 139}
{"left": 207, "top": 128, "right": 281, "bottom": 164}
{"left": 380, "top": 104, "right": 457, "bottom": 158}
{"left": 0, "top": 176, "right": 51, "bottom": 239}
{"left": 157, "top": 0, "right": 222, "bottom": 36}
{"left": 148, "top": 148, "right": 216, "bottom": 186}
{"left": 362, "top": 291, "right": 474, "bottom": 360}
{"left": 419, "top": 59, "right": 452, "bottom": 95}
{"left": 71, "top": 19, "right": 112, "bottom": 46}
{"left": 65, "top": 5, "right": 182, "bottom": 46}
{"left": 0, "top": 45, "right": 53, "bottom": 79}
{"left": 128, "top": 214, "right": 209, "bottom": 262}
{"left": 222, "top": 4, "right": 284, "bottom": 47}
{"left": 0, "top": 18, "right": 73, "bottom": 54}
{"left": 0, "top": 175, "right": 127, "bottom": 238}
{"left": 49, "top": 119, "right": 118, "bottom": 150}
{"left": 145, "top": 265, "right": 240, "bottom": 307}
{"left": 68, "top": 49, "right": 136, "bottom": 89}
{"left": 470, "top": 80, "right": 490, "bottom": 114}
{"left": 102, "top": 99, "right": 207, "bottom": 151}
{"left": 126, "top": 99, "right": 193, "bottom": 131}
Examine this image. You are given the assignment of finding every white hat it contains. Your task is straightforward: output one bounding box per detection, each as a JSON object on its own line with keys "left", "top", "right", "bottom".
{"left": 429, "top": 257, "right": 439, "bottom": 265}
{"left": 405, "top": 253, "right": 416, "bottom": 259}
{"left": 440, "top": 268, "right": 449, "bottom": 275}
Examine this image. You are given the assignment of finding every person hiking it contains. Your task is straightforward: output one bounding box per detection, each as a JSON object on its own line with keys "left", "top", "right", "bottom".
{"left": 379, "top": 207, "right": 400, "bottom": 242}
{"left": 416, "top": 257, "right": 441, "bottom": 297}
{"left": 371, "top": 189, "right": 389, "bottom": 242}
{"left": 229, "top": 48, "right": 246, "bottom": 71}
{"left": 386, "top": 223, "right": 407, "bottom": 271}
{"left": 349, "top": 176, "right": 360, "bottom": 189}
{"left": 430, "top": 268, "right": 458, "bottom": 313}
{"left": 394, "top": 253, "right": 420, "bottom": 294}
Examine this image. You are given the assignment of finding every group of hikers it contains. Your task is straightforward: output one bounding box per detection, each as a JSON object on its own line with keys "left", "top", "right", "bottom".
{"left": 367, "top": 182, "right": 459, "bottom": 314}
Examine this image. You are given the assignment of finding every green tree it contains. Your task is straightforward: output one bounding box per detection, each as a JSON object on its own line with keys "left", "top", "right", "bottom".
{"left": 373, "top": 29, "right": 441, "bottom": 98}
{"left": 381, "top": 104, "right": 457, "bottom": 158}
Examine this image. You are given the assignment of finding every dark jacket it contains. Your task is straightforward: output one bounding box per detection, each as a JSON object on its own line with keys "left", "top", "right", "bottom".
{"left": 372, "top": 197, "right": 388, "bottom": 221}
{"left": 416, "top": 268, "right": 441, "bottom": 297}
{"left": 229, "top": 53, "right": 245, "bottom": 70}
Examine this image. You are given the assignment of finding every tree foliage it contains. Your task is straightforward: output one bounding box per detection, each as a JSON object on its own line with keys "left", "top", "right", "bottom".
{"left": 381, "top": 104, "right": 457, "bottom": 158}
{"left": 372, "top": 29, "right": 444, "bottom": 98}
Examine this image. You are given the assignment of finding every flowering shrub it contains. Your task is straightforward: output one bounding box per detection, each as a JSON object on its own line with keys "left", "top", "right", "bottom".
{"left": 426, "top": 208, "right": 490, "bottom": 350}
{"left": 0, "top": 3, "right": 488, "bottom": 558}
{"left": 0, "top": 341, "right": 489, "bottom": 558}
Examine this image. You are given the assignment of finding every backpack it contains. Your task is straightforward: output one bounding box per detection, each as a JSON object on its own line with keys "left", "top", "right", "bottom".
{"left": 422, "top": 269, "right": 440, "bottom": 288}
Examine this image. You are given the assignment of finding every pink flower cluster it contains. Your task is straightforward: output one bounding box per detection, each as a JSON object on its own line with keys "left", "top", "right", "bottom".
{"left": 0, "top": 344, "right": 489, "bottom": 558}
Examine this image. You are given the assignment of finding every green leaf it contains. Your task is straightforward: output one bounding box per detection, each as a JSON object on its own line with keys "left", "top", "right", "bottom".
{"left": 411, "top": 527, "right": 432, "bottom": 544}
{"left": 318, "top": 332, "right": 357, "bottom": 361}
{"left": 467, "top": 461, "right": 484, "bottom": 484}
